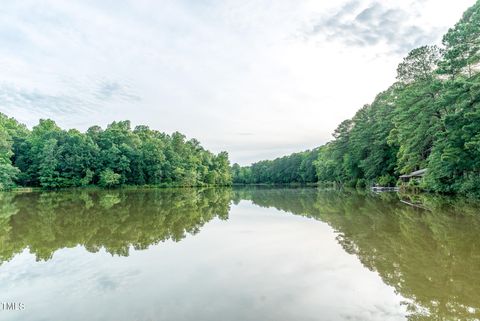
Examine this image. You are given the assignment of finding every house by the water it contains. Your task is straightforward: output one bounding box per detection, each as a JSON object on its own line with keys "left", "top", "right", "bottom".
{"left": 399, "top": 169, "right": 427, "bottom": 183}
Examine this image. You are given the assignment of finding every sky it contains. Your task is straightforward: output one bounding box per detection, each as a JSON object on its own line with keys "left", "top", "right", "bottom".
{"left": 0, "top": 0, "right": 476, "bottom": 165}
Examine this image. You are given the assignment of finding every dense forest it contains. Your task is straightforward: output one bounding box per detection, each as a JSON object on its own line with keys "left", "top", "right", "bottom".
{"left": 0, "top": 114, "right": 232, "bottom": 189}
{"left": 234, "top": 1, "right": 480, "bottom": 196}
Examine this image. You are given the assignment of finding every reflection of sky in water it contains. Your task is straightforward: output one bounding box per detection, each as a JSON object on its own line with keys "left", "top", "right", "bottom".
{"left": 0, "top": 201, "right": 406, "bottom": 321}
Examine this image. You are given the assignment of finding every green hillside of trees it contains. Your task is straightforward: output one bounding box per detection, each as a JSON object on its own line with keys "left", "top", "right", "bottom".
{"left": 0, "top": 115, "right": 232, "bottom": 189}
{"left": 234, "top": 1, "right": 480, "bottom": 196}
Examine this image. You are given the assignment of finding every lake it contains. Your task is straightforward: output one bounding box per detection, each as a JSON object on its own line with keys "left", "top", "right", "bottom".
{"left": 0, "top": 187, "right": 479, "bottom": 321}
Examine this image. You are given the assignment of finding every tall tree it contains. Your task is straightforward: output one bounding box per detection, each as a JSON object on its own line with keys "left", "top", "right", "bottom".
{"left": 397, "top": 46, "right": 440, "bottom": 83}
{"left": 439, "top": 2, "right": 480, "bottom": 78}
{"left": 0, "top": 126, "right": 19, "bottom": 190}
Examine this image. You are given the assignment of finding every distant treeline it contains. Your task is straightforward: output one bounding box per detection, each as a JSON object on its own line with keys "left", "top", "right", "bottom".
{"left": 233, "top": 1, "right": 480, "bottom": 196}
{"left": 0, "top": 115, "right": 231, "bottom": 189}
{"left": 232, "top": 149, "right": 319, "bottom": 184}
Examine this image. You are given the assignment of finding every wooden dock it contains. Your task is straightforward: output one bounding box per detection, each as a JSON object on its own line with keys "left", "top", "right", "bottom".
{"left": 371, "top": 186, "right": 399, "bottom": 192}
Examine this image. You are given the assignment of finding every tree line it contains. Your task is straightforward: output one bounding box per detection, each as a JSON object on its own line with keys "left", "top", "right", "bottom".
{"left": 0, "top": 115, "right": 232, "bottom": 189}
{"left": 232, "top": 149, "right": 319, "bottom": 184}
{"left": 234, "top": 1, "right": 480, "bottom": 196}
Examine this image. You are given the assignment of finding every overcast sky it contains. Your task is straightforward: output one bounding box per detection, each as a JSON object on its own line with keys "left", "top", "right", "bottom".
{"left": 0, "top": 0, "right": 476, "bottom": 164}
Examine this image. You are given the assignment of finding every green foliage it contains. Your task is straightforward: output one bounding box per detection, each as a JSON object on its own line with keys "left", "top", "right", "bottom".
{"left": 376, "top": 175, "right": 396, "bottom": 187}
{"left": 438, "top": 1, "right": 480, "bottom": 78}
{"left": 423, "top": 75, "right": 480, "bottom": 194}
{"left": 312, "top": 86, "right": 400, "bottom": 188}
{"left": 0, "top": 113, "right": 22, "bottom": 190}
{"left": 99, "top": 169, "right": 121, "bottom": 188}
{"left": 0, "top": 116, "right": 232, "bottom": 189}
{"left": 232, "top": 149, "right": 319, "bottom": 184}
{"left": 80, "top": 169, "right": 94, "bottom": 186}
{"left": 38, "top": 138, "right": 61, "bottom": 188}
{"left": 397, "top": 45, "right": 440, "bottom": 83}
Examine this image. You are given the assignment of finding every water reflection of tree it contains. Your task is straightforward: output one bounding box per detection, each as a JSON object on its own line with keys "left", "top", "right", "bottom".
{"left": 0, "top": 188, "right": 232, "bottom": 262}
{"left": 1, "top": 187, "right": 479, "bottom": 320}
{"left": 236, "top": 187, "right": 480, "bottom": 321}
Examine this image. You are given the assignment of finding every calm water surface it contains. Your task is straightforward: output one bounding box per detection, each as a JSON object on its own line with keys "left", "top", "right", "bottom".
{"left": 0, "top": 188, "right": 479, "bottom": 321}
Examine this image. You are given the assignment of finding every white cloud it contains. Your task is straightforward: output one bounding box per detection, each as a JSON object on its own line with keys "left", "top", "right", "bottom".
{"left": 0, "top": 0, "right": 476, "bottom": 164}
